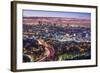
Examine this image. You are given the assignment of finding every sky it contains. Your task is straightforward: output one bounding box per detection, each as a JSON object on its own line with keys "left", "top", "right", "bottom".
{"left": 23, "top": 10, "right": 91, "bottom": 19}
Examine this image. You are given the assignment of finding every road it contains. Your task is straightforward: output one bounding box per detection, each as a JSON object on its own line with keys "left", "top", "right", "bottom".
{"left": 37, "top": 39, "right": 55, "bottom": 61}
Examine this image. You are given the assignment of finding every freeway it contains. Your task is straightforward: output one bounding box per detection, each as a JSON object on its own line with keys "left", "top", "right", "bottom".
{"left": 37, "top": 39, "right": 55, "bottom": 61}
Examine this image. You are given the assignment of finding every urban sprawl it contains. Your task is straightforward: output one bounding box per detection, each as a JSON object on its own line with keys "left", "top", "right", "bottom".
{"left": 23, "top": 17, "right": 91, "bottom": 62}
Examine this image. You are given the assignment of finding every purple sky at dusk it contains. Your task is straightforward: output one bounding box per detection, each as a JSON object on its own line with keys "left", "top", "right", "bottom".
{"left": 23, "top": 10, "right": 91, "bottom": 19}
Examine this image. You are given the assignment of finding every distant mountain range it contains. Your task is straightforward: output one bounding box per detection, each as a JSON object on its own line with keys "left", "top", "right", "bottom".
{"left": 23, "top": 16, "right": 91, "bottom": 27}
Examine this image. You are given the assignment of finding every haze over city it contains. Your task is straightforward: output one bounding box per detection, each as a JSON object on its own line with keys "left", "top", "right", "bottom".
{"left": 23, "top": 10, "right": 91, "bottom": 27}
{"left": 23, "top": 10, "right": 91, "bottom": 19}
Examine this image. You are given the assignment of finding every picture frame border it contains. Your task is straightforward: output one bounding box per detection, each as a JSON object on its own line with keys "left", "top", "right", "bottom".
{"left": 11, "top": 1, "right": 98, "bottom": 72}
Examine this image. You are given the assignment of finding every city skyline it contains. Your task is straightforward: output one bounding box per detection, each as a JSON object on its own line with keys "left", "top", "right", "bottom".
{"left": 23, "top": 10, "right": 91, "bottom": 62}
